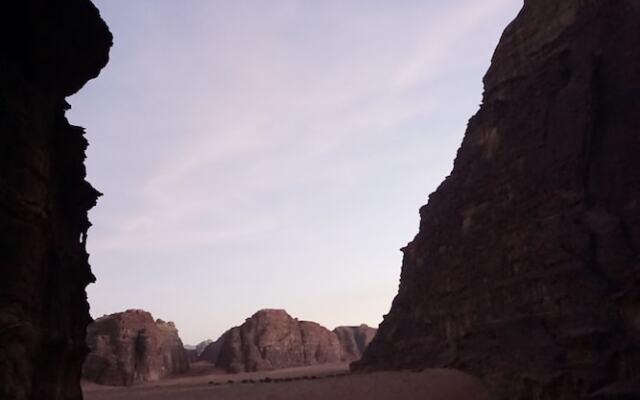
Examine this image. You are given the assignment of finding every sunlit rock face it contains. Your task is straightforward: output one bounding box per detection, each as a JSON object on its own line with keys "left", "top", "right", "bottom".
{"left": 0, "top": 1, "right": 111, "bottom": 399}
{"left": 201, "top": 309, "right": 346, "bottom": 372}
{"left": 333, "top": 325, "right": 377, "bottom": 362}
{"left": 355, "top": 1, "right": 640, "bottom": 399}
{"left": 83, "top": 310, "right": 190, "bottom": 386}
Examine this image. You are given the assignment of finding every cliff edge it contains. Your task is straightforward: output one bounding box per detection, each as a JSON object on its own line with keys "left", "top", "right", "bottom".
{"left": 355, "top": 1, "right": 640, "bottom": 399}
{"left": 0, "top": 1, "right": 111, "bottom": 399}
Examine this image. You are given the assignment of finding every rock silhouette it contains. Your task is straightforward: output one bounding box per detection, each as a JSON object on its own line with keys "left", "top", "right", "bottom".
{"left": 0, "top": 1, "right": 111, "bottom": 399}
{"left": 83, "top": 310, "right": 189, "bottom": 386}
{"left": 355, "top": 1, "right": 640, "bottom": 399}
{"left": 200, "top": 310, "right": 376, "bottom": 372}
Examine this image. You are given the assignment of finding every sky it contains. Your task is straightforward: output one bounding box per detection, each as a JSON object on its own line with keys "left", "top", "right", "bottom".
{"left": 68, "top": 0, "right": 522, "bottom": 345}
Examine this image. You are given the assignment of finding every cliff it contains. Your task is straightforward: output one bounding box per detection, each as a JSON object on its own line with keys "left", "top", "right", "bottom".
{"left": 83, "top": 310, "right": 190, "bottom": 386}
{"left": 355, "top": 1, "right": 640, "bottom": 399}
{"left": 0, "top": 1, "right": 111, "bottom": 399}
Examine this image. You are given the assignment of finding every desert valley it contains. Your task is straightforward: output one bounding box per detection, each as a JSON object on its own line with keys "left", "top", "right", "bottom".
{"left": 1, "top": 0, "right": 639, "bottom": 399}
{"left": 81, "top": 308, "right": 374, "bottom": 385}
{"left": 80, "top": 309, "right": 490, "bottom": 400}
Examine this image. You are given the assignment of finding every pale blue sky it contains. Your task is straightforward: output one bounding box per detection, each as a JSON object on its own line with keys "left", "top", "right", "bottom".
{"left": 68, "top": 0, "right": 522, "bottom": 344}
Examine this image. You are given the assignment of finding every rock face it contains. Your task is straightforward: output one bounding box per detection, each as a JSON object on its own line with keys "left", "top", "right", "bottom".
{"left": 0, "top": 1, "right": 111, "bottom": 399}
{"left": 201, "top": 309, "right": 345, "bottom": 372}
{"left": 198, "top": 337, "right": 224, "bottom": 366}
{"left": 356, "top": 1, "right": 640, "bottom": 399}
{"left": 185, "top": 339, "right": 212, "bottom": 363}
{"left": 195, "top": 339, "right": 213, "bottom": 357}
{"left": 333, "top": 325, "right": 377, "bottom": 362}
{"left": 185, "top": 349, "right": 198, "bottom": 363}
{"left": 83, "top": 310, "right": 189, "bottom": 386}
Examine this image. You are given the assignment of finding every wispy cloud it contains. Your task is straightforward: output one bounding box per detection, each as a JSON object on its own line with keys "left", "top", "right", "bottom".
{"left": 67, "top": 0, "right": 526, "bottom": 343}
{"left": 86, "top": 0, "right": 517, "bottom": 256}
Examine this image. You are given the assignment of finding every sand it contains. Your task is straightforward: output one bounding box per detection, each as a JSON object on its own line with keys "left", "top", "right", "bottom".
{"left": 82, "top": 363, "right": 490, "bottom": 400}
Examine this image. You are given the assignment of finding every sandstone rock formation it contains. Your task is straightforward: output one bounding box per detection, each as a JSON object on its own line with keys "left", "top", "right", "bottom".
{"left": 333, "top": 325, "right": 377, "bottom": 362}
{"left": 355, "top": 1, "right": 640, "bottom": 399}
{"left": 0, "top": 1, "right": 111, "bottom": 399}
{"left": 83, "top": 310, "right": 189, "bottom": 386}
{"left": 195, "top": 339, "right": 213, "bottom": 357}
{"left": 201, "top": 309, "right": 346, "bottom": 372}
{"left": 184, "top": 348, "right": 198, "bottom": 364}
{"left": 198, "top": 337, "right": 223, "bottom": 365}
{"left": 185, "top": 339, "right": 213, "bottom": 363}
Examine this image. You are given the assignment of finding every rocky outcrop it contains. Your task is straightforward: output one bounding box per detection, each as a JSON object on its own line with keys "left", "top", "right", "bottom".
{"left": 185, "top": 339, "right": 212, "bottom": 363}
{"left": 355, "top": 1, "right": 640, "bottom": 399}
{"left": 201, "top": 309, "right": 345, "bottom": 372}
{"left": 195, "top": 339, "right": 213, "bottom": 357}
{"left": 0, "top": 1, "right": 111, "bottom": 399}
{"left": 83, "top": 310, "right": 189, "bottom": 386}
{"left": 199, "top": 337, "right": 223, "bottom": 365}
{"left": 185, "top": 348, "right": 198, "bottom": 363}
{"left": 333, "top": 325, "right": 377, "bottom": 362}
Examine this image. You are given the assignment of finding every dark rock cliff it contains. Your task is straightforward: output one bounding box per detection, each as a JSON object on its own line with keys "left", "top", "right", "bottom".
{"left": 355, "top": 1, "right": 640, "bottom": 399}
{"left": 83, "top": 310, "right": 190, "bottom": 386}
{"left": 0, "top": 1, "right": 111, "bottom": 399}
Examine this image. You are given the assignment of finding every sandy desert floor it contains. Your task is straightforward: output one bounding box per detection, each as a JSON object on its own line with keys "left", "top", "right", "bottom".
{"left": 83, "top": 363, "right": 490, "bottom": 400}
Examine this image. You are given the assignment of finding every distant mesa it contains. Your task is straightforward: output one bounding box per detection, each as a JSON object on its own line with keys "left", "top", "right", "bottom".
{"left": 198, "top": 309, "right": 377, "bottom": 372}
{"left": 83, "top": 309, "right": 189, "bottom": 386}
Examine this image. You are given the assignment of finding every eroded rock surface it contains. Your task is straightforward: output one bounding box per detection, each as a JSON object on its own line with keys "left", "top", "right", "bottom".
{"left": 356, "top": 1, "right": 640, "bottom": 399}
{"left": 195, "top": 339, "right": 213, "bottom": 357}
{"left": 201, "top": 309, "right": 345, "bottom": 372}
{"left": 0, "top": 1, "right": 111, "bottom": 399}
{"left": 333, "top": 325, "right": 377, "bottom": 362}
{"left": 83, "top": 310, "right": 189, "bottom": 386}
{"left": 185, "top": 339, "right": 212, "bottom": 363}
